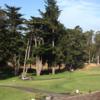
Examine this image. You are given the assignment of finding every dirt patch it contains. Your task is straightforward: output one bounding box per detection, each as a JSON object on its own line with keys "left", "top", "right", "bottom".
{"left": 53, "top": 92, "right": 100, "bottom": 100}
{"left": 0, "top": 85, "right": 100, "bottom": 100}
{"left": 66, "top": 92, "right": 100, "bottom": 100}
{"left": 83, "top": 63, "right": 99, "bottom": 70}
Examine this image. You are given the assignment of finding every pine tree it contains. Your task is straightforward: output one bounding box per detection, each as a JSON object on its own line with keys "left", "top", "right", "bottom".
{"left": 95, "top": 32, "right": 100, "bottom": 64}
{"left": 5, "top": 5, "right": 24, "bottom": 75}
{"left": 39, "top": 0, "right": 61, "bottom": 74}
{"left": 23, "top": 17, "right": 45, "bottom": 76}
{"left": 0, "top": 8, "right": 8, "bottom": 64}
{"left": 58, "top": 28, "right": 87, "bottom": 69}
{"left": 84, "top": 30, "right": 94, "bottom": 64}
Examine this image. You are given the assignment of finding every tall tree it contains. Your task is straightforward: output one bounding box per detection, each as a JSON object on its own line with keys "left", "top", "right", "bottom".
{"left": 0, "top": 8, "right": 8, "bottom": 65}
{"left": 39, "top": 0, "right": 61, "bottom": 74}
{"left": 5, "top": 5, "right": 24, "bottom": 75}
{"left": 84, "top": 30, "right": 94, "bottom": 64}
{"left": 23, "top": 17, "right": 45, "bottom": 76}
{"left": 95, "top": 31, "right": 100, "bottom": 64}
{"left": 39, "top": 0, "right": 60, "bottom": 23}
{"left": 39, "top": 0, "right": 61, "bottom": 46}
{"left": 58, "top": 28, "right": 87, "bottom": 69}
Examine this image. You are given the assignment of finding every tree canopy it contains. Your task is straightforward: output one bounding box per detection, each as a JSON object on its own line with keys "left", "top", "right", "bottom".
{"left": 0, "top": 0, "right": 100, "bottom": 76}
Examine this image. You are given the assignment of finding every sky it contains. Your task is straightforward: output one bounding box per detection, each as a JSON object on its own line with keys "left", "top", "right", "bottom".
{"left": 0, "top": 0, "right": 100, "bottom": 31}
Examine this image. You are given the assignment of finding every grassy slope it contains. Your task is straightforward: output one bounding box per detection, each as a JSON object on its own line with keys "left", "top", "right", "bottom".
{"left": 0, "top": 87, "right": 35, "bottom": 100}
{"left": 0, "top": 66, "right": 100, "bottom": 93}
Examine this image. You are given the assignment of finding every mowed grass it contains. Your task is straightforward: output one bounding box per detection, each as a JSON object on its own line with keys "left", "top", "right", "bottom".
{"left": 0, "top": 66, "right": 100, "bottom": 94}
{"left": 0, "top": 87, "right": 35, "bottom": 100}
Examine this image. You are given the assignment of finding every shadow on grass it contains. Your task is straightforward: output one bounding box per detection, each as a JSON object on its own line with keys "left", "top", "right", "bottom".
{"left": 41, "top": 67, "right": 67, "bottom": 75}
{"left": 0, "top": 65, "right": 67, "bottom": 80}
{"left": 0, "top": 66, "right": 15, "bottom": 80}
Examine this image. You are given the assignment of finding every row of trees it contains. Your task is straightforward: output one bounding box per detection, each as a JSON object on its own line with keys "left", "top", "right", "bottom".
{"left": 0, "top": 0, "right": 100, "bottom": 76}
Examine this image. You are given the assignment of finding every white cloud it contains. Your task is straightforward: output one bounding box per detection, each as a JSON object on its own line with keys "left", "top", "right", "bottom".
{"left": 57, "top": 0, "right": 100, "bottom": 31}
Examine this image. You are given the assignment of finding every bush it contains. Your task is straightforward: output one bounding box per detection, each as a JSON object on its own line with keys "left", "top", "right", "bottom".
{"left": 35, "top": 93, "right": 46, "bottom": 100}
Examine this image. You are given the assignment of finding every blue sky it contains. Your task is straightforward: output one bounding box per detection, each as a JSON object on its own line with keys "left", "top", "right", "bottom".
{"left": 0, "top": 0, "right": 100, "bottom": 31}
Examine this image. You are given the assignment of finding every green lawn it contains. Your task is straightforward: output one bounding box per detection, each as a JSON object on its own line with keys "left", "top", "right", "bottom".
{"left": 0, "top": 87, "right": 35, "bottom": 100}
{"left": 0, "top": 66, "right": 100, "bottom": 94}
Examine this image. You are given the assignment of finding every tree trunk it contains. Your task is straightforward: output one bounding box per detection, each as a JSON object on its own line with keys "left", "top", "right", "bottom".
{"left": 25, "top": 41, "right": 31, "bottom": 73}
{"left": 34, "top": 37, "right": 43, "bottom": 76}
{"left": 14, "top": 54, "right": 17, "bottom": 76}
{"left": 22, "top": 40, "right": 29, "bottom": 78}
{"left": 52, "top": 67, "right": 56, "bottom": 75}
{"left": 97, "top": 55, "right": 100, "bottom": 65}
{"left": 36, "top": 56, "right": 42, "bottom": 76}
{"left": 91, "top": 55, "right": 94, "bottom": 63}
{"left": 34, "top": 37, "right": 37, "bottom": 47}
{"left": 52, "top": 40, "right": 55, "bottom": 47}
{"left": 41, "top": 38, "right": 44, "bottom": 45}
{"left": 88, "top": 50, "right": 91, "bottom": 64}
{"left": 16, "top": 55, "right": 20, "bottom": 75}
{"left": 52, "top": 29, "right": 55, "bottom": 47}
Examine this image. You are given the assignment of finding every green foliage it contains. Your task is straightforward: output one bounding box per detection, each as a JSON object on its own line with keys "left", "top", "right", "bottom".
{"left": 0, "top": 5, "right": 24, "bottom": 65}
{"left": 35, "top": 93, "right": 46, "bottom": 100}
{"left": 58, "top": 28, "right": 87, "bottom": 69}
{"left": 5, "top": 4, "right": 24, "bottom": 55}
{"left": 0, "top": 0, "right": 99, "bottom": 73}
{"left": 0, "top": 8, "right": 9, "bottom": 64}
{"left": 38, "top": 0, "right": 62, "bottom": 67}
{"left": 39, "top": 0, "right": 61, "bottom": 23}
{"left": 83, "top": 30, "right": 94, "bottom": 63}
{"left": 95, "top": 31, "right": 100, "bottom": 56}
